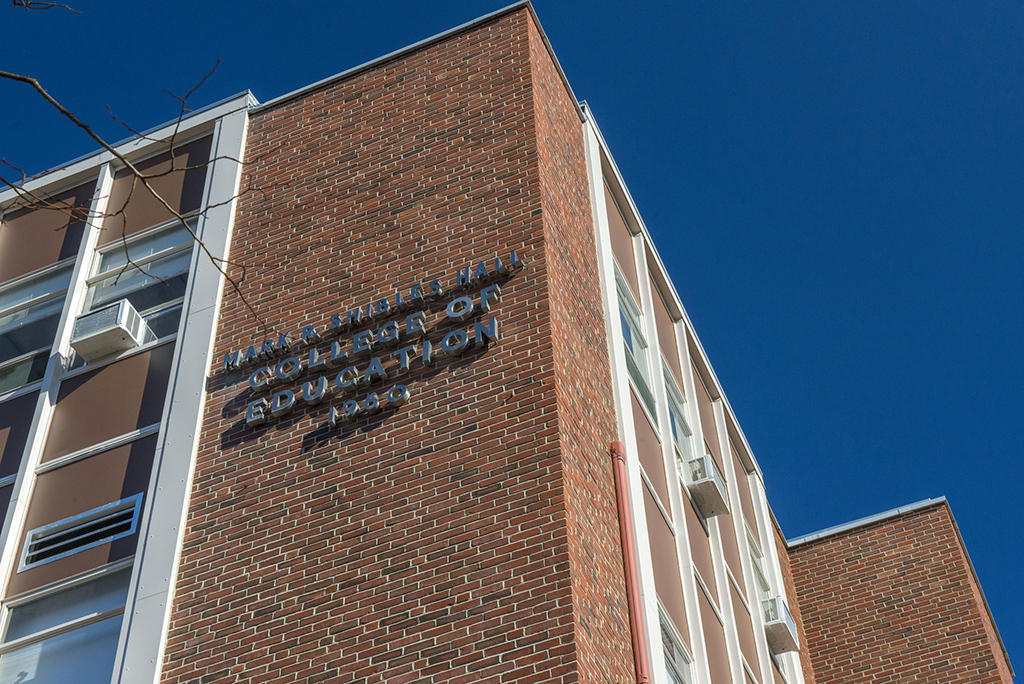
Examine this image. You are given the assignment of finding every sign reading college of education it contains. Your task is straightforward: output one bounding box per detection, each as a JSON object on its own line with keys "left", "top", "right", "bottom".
{"left": 221, "top": 250, "right": 525, "bottom": 430}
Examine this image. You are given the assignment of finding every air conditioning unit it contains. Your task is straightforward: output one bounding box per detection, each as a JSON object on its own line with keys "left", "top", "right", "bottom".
{"left": 685, "top": 454, "right": 730, "bottom": 518}
{"left": 762, "top": 596, "right": 800, "bottom": 654}
{"left": 70, "top": 299, "right": 150, "bottom": 363}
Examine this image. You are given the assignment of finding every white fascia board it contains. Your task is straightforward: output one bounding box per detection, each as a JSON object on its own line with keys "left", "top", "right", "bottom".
{"left": 579, "top": 103, "right": 764, "bottom": 484}
{"left": 0, "top": 92, "right": 254, "bottom": 210}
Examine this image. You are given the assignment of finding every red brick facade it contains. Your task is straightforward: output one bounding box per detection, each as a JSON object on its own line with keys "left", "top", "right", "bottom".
{"left": 787, "top": 502, "right": 1013, "bottom": 684}
{"left": 161, "top": 9, "right": 633, "bottom": 684}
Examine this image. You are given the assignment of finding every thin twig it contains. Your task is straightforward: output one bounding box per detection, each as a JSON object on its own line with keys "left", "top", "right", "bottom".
{"left": 0, "top": 67, "right": 270, "bottom": 335}
{"left": 12, "top": 0, "right": 80, "bottom": 12}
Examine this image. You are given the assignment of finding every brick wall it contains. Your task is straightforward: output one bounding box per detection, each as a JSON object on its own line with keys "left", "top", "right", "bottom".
{"left": 788, "top": 502, "right": 1013, "bottom": 684}
{"left": 161, "top": 8, "right": 633, "bottom": 684}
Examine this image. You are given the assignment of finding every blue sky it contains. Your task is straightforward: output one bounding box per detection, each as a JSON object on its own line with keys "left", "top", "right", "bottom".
{"left": 3, "top": 0, "right": 1021, "bottom": 667}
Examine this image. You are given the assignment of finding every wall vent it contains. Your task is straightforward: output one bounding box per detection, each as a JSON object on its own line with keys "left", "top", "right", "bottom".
{"left": 19, "top": 493, "right": 143, "bottom": 572}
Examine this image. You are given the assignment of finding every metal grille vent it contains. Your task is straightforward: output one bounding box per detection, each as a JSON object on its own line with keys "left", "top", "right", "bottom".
{"left": 19, "top": 494, "right": 143, "bottom": 572}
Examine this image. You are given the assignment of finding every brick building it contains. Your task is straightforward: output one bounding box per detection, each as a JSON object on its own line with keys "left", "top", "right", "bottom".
{"left": 0, "top": 3, "right": 1013, "bottom": 684}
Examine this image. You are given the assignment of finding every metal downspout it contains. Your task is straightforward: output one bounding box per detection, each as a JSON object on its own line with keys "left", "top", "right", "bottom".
{"left": 611, "top": 440, "right": 652, "bottom": 684}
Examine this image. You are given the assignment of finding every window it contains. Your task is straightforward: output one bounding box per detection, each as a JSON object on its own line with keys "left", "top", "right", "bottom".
{"left": 83, "top": 218, "right": 195, "bottom": 343}
{"left": 0, "top": 263, "right": 73, "bottom": 393}
{"left": 0, "top": 566, "right": 131, "bottom": 684}
{"left": 746, "top": 526, "right": 771, "bottom": 603}
{"left": 615, "top": 264, "right": 656, "bottom": 420}
{"left": 660, "top": 609, "right": 693, "bottom": 684}
{"left": 663, "top": 365, "right": 694, "bottom": 476}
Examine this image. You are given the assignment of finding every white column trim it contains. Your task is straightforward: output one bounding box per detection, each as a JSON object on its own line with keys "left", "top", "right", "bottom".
{"left": 583, "top": 120, "right": 665, "bottom": 684}
{"left": 112, "top": 106, "right": 249, "bottom": 684}
{"left": 711, "top": 399, "right": 745, "bottom": 684}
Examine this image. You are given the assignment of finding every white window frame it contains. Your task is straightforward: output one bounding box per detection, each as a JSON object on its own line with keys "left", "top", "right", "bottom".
{"left": 84, "top": 215, "right": 197, "bottom": 323}
{"left": 615, "top": 261, "right": 657, "bottom": 422}
{"left": 746, "top": 524, "right": 772, "bottom": 603}
{"left": 0, "top": 558, "right": 133, "bottom": 657}
{"left": 659, "top": 605, "right": 694, "bottom": 684}
{"left": 0, "top": 259, "right": 76, "bottom": 392}
{"left": 663, "top": 361, "right": 694, "bottom": 470}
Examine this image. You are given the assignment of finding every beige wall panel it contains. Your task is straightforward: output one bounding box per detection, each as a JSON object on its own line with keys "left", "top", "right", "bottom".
{"left": 605, "top": 184, "right": 639, "bottom": 296}
{"left": 100, "top": 136, "right": 212, "bottom": 245}
{"left": 720, "top": 510, "right": 746, "bottom": 595}
{"left": 684, "top": 492, "right": 716, "bottom": 598}
{"left": 8, "top": 434, "right": 156, "bottom": 596}
{"left": 631, "top": 393, "right": 669, "bottom": 503}
{"left": 42, "top": 343, "right": 174, "bottom": 461}
{"left": 699, "top": 587, "right": 732, "bottom": 684}
{"left": 0, "top": 181, "right": 93, "bottom": 284}
{"left": 732, "top": 444, "right": 759, "bottom": 544}
{"left": 732, "top": 581, "right": 761, "bottom": 675}
{"left": 649, "top": 277, "right": 682, "bottom": 386}
{"left": 0, "top": 391, "right": 37, "bottom": 478}
{"left": 692, "top": 362, "right": 723, "bottom": 471}
{"left": 643, "top": 488, "right": 689, "bottom": 645}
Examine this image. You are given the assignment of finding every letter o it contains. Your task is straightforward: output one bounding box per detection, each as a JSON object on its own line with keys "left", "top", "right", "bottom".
{"left": 274, "top": 357, "right": 303, "bottom": 381}
{"left": 445, "top": 296, "right": 475, "bottom": 322}
{"left": 440, "top": 329, "right": 470, "bottom": 357}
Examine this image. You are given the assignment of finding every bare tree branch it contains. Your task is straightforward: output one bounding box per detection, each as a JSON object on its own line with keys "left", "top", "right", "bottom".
{"left": 12, "top": 0, "right": 80, "bottom": 12}
{"left": 0, "top": 67, "right": 272, "bottom": 338}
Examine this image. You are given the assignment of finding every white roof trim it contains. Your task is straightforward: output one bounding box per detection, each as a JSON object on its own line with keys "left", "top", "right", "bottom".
{"left": 787, "top": 497, "right": 947, "bottom": 546}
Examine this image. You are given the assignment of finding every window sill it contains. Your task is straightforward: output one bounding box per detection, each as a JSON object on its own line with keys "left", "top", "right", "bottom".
{"left": 60, "top": 334, "right": 176, "bottom": 381}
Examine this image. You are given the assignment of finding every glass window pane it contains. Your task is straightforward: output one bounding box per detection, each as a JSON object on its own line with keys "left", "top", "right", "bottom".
{"left": 0, "top": 297, "right": 64, "bottom": 366}
{"left": 97, "top": 221, "right": 194, "bottom": 275}
{"left": 0, "top": 613, "right": 122, "bottom": 684}
{"left": 0, "top": 267, "right": 72, "bottom": 313}
{"left": 86, "top": 250, "right": 190, "bottom": 313}
{"left": 143, "top": 305, "right": 182, "bottom": 339}
{"left": 5, "top": 569, "right": 131, "bottom": 641}
{"left": 0, "top": 351, "right": 48, "bottom": 394}
{"left": 620, "top": 311, "right": 634, "bottom": 355}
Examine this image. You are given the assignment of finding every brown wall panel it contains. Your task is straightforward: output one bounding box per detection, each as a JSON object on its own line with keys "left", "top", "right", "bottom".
{"left": 733, "top": 444, "right": 759, "bottom": 545}
{"left": 8, "top": 434, "right": 156, "bottom": 596}
{"left": 732, "top": 581, "right": 761, "bottom": 675}
{"left": 719, "top": 510, "right": 746, "bottom": 595}
{"left": 685, "top": 491, "right": 717, "bottom": 598}
{"left": 0, "top": 181, "right": 92, "bottom": 284}
{"left": 0, "top": 392, "right": 37, "bottom": 478}
{"left": 650, "top": 277, "right": 682, "bottom": 385}
{"left": 100, "top": 136, "right": 212, "bottom": 245}
{"left": 772, "top": 660, "right": 787, "bottom": 684}
{"left": 699, "top": 587, "right": 732, "bottom": 684}
{"left": 644, "top": 488, "right": 689, "bottom": 645}
{"left": 42, "top": 343, "right": 174, "bottom": 461}
{"left": 606, "top": 184, "right": 639, "bottom": 296}
{"left": 632, "top": 394, "right": 668, "bottom": 503}
{"left": 693, "top": 362, "right": 723, "bottom": 471}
